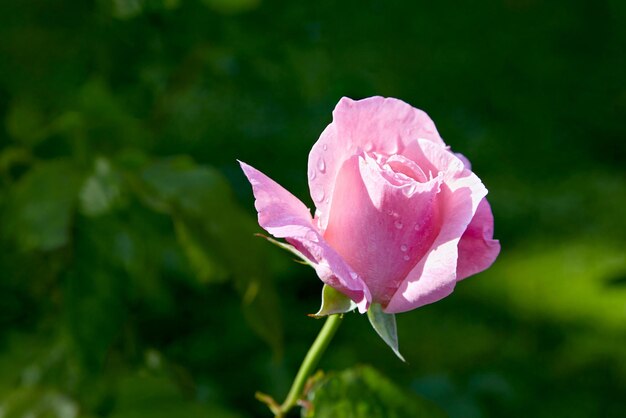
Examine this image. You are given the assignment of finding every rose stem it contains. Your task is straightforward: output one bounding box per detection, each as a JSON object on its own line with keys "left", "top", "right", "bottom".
{"left": 277, "top": 313, "right": 343, "bottom": 417}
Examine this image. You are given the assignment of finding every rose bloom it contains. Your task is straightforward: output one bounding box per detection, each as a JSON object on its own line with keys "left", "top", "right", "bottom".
{"left": 240, "top": 97, "right": 500, "bottom": 314}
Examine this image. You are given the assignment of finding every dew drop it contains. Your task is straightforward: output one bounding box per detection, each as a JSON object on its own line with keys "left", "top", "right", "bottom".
{"left": 313, "top": 188, "right": 325, "bottom": 202}
{"left": 305, "top": 230, "right": 318, "bottom": 241}
{"left": 323, "top": 144, "right": 328, "bottom": 151}
{"left": 317, "top": 158, "right": 326, "bottom": 173}
{"left": 308, "top": 168, "right": 316, "bottom": 180}
{"left": 403, "top": 255, "right": 410, "bottom": 261}
{"left": 400, "top": 244, "right": 408, "bottom": 252}
{"left": 350, "top": 272, "right": 358, "bottom": 280}
{"left": 394, "top": 220, "right": 403, "bottom": 229}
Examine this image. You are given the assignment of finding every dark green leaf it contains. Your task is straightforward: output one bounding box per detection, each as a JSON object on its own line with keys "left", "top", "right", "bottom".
{"left": 201, "top": 0, "right": 260, "bottom": 15}
{"left": 5, "top": 100, "right": 48, "bottom": 146}
{"left": 139, "top": 157, "right": 283, "bottom": 353}
{"left": 304, "top": 365, "right": 447, "bottom": 418}
{"left": 111, "top": 374, "right": 243, "bottom": 418}
{"left": 3, "top": 159, "right": 83, "bottom": 251}
{"left": 173, "top": 218, "right": 229, "bottom": 283}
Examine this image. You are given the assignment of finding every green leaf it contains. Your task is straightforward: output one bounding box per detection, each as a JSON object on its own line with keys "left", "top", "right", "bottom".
{"left": 310, "top": 284, "right": 356, "bottom": 318}
{"left": 73, "top": 79, "right": 148, "bottom": 148}
{"left": 0, "top": 147, "right": 32, "bottom": 175}
{"left": 201, "top": 0, "right": 260, "bottom": 15}
{"left": 367, "top": 303, "right": 405, "bottom": 362}
{"left": 138, "top": 156, "right": 284, "bottom": 353}
{"left": 79, "top": 157, "right": 123, "bottom": 217}
{"left": 5, "top": 99, "right": 48, "bottom": 146}
{"left": 64, "top": 259, "right": 126, "bottom": 371}
{"left": 0, "top": 387, "right": 84, "bottom": 418}
{"left": 303, "top": 365, "right": 447, "bottom": 418}
{"left": 111, "top": 374, "right": 243, "bottom": 418}
{"left": 173, "top": 218, "right": 229, "bottom": 283}
{"left": 3, "top": 159, "right": 83, "bottom": 251}
{"left": 111, "top": 0, "right": 144, "bottom": 19}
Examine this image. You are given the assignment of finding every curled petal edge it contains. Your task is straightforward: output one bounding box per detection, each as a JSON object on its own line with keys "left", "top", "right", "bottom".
{"left": 456, "top": 198, "right": 500, "bottom": 281}
{"left": 384, "top": 158, "right": 489, "bottom": 313}
{"left": 239, "top": 161, "right": 371, "bottom": 313}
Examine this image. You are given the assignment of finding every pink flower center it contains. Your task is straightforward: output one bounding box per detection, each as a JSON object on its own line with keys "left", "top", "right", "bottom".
{"left": 363, "top": 152, "right": 437, "bottom": 196}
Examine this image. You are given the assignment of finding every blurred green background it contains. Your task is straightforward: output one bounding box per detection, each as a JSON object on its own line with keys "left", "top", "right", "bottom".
{"left": 1, "top": 0, "right": 625, "bottom": 417}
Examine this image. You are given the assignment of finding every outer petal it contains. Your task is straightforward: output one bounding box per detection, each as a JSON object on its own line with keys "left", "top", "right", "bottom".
{"left": 323, "top": 155, "right": 443, "bottom": 305}
{"left": 308, "top": 97, "right": 444, "bottom": 231}
{"left": 455, "top": 153, "right": 472, "bottom": 170}
{"left": 239, "top": 161, "right": 371, "bottom": 312}
{"left": 384, "top": 142, "right": 487, "bottom": 313}
{"left": 456, "top": 198, "right": 500, "bottom": 280}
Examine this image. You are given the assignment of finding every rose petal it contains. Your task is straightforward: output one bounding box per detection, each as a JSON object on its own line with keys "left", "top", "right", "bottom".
{"left": 456, "top": 198, "right": 500, "bottom": 280}
{"left": 239, "top": 161, "right": 371, "bottom": 312}
{"left": 384, "top": 146, "right": 488, "bottom": 314}
{"left": 308, "top": 97, "right": 445, "bottom": 231}
{"left": 455, "top": 152, "right": 472, "bottom": 170}
{"left": 403, "top": 138, "right": 466, "bottom": 181}
{"left": 322, "top": 154, "right": 442, "bottom": 306}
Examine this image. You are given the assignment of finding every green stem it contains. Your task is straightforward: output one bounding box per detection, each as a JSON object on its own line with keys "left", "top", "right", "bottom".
{"left": 278, "top": 314, "right": 343, "bottom": 416}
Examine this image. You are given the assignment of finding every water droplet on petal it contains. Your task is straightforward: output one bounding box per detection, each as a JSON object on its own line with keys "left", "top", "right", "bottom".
{"left": 323, "top": 144, "right": 328, "bottom": 151}
{"left": 414, "top": 224, "right": 420, "bottom": 231}
{"left": 314, "top": 188, "right": 325, "bottom": 202}
{"left": 400, "top": 245, "right": 408, "bottom": 252}
{"left": 350, "top": 272, "right": 358, "bottom": 280}
{"left": 317, "top": 158, "right": 326, "bottom": 173}
{"left": 305, "top": 230, "right": 318, "bottom": 241}
{"left": 403, "top": 255, "right": 410, "bottom": 261}
{"left": 394, "top": 220, "right": 403, "bottom": 229}
{"left": 308, "top": 168, "right": 316, "bottom": 180}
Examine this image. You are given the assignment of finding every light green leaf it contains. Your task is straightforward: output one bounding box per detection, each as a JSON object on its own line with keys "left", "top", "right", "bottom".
{"left": 367, "top": 303, "right": 405, "bottom": 362}
{"left": 310, "top": 284, "right": 356, "bottom": 318}
{"left": 0, "top": 387, "right": 82, "bottom": 418}
{"left": 303, "top": 365, "right": 447, "bottom": 418}
{"left": 79, "top": 157, "right": 123, "bottom": 217}
{"left": 111, "top": 0, "right": 144, "bottom": 19}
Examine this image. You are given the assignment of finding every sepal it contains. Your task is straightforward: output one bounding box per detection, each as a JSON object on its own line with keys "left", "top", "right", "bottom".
{"left": 367, "top": 303, "right": 405, "bottom": 362}
{"left": 310, "top": 284, "right": 357, "bottom": 318}
{"left": 255, "top": 233, "right": 315, "bottom": 268}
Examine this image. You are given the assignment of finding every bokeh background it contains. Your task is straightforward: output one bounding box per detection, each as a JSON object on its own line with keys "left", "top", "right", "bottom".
{"left": 1, "top": 0, "right": 625, "bottom": 417}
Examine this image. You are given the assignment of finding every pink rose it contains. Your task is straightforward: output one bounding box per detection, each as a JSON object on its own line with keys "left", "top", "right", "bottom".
{"left": 240, "top": 96, "right": 500, "bottom": 314}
